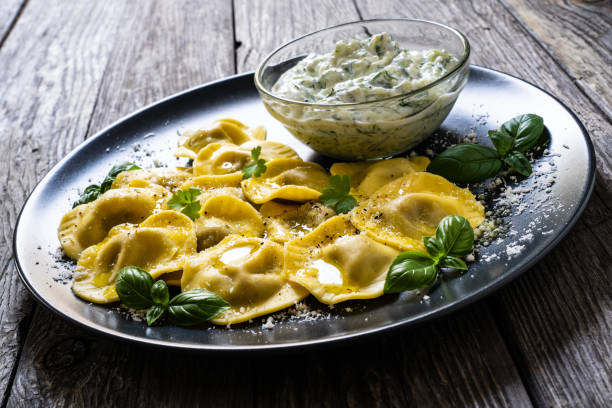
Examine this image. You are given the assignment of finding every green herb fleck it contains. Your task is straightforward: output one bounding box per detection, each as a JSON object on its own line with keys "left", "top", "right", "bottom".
{"left": 319, "top": 175, "right": 357, "bottom": 214}
{"left": 167, "top": 187, "right": 202, "bottom": 220}
{"left": 72, "top": 162, "right": 140, "bottom": 208}
{"left": 242, "top": 146, "right": 267, "bottom": 179}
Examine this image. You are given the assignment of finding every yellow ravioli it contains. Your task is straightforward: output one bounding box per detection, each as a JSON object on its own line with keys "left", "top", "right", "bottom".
{"left": 195, "top": 195, "right": 264, "bottom": 250}
{"left": 284, "top": 216, "right": 399, "bottom": 305}
{"left": 350, "top": 172, "right": 485, "bottom": 252}
{"left": 176, "top": 119, "right": 266, "bottom": 159}
{"left": 181, "top": 235, "right": 308, "bottom": 324}
{"left": 111, "top": 167, "right": 192, "bottom": 192}
{"left": 73, "top": 211, "right": 197, "bottom": 304}
{"left": 58, "top": 185, "right": 170, "bottom": 260}
{"left": 260, "top": 201, "right": 336, "bottom": 243}
{"left": 330, "top": 156, "right": 430, "bottom": 196}
{"left": 241, "top": 158, "right": 330, "bottom": 204}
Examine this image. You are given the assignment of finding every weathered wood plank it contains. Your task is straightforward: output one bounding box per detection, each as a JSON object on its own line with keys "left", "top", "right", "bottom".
{"left": 354, "top": 0, "right": 612, "bottom": 405}
{"left": 501, "top": 0, "right": 612, "bottom": 119}
{"left": 0, "top": 0, "right": 26, "bottom": 44}
{"left": 234, "top": 0, "right": 360, "bottom": 72}
{"left": 234, "top": 1, "right": 532, "bottom": 407}
{"left": 8, "top": 308, "right": 253, "bottom": 408}
{"left": 254, "top": 305, "right": 532, "bottom": 408}
{"left": 0, "top": 0, "right": 131, "bottom": 403}
{"left": 6, "top": 0, "right": 236, "bottom": 406}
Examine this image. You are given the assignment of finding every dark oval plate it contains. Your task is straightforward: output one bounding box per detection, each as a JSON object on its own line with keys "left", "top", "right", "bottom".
{"left": 13, "top": 66, "right": 595, "bottom": 352}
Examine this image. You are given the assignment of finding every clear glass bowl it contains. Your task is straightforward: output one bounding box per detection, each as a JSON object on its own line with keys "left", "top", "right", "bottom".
{"left": 254, "top": 19, "right": 470, "bottom": 160}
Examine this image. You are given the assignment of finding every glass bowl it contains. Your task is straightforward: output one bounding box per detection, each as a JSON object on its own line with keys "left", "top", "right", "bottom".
{"left": 254, "top": 19, "right": 470, "bottom": 160}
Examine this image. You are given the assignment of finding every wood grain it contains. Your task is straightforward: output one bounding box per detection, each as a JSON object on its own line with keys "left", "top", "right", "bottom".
{"left": 234, "top": 0, "right": 360, "bottom": 72}
{"left": 5, "top": 0, "right": 234, "bottom": 406}
{"left": 253, "top": 305, "right": 532, "bottom": 408}
{"left": 0, "top": 0, "right": 26, "bottom": 45}
{"left": 354, "top": 0, "right": 612, "bottom": 405}
{"left": 0, "top": 0, "right": 131, "bottom": 403}
{"left": 501, "top": 0, "right": 612, "bottom": 119}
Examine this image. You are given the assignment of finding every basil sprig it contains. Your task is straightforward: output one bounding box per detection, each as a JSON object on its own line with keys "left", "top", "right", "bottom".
{"left": 384, "top": 215, "right": 474, "bottom": 293}
{"left": 72, "top": 162, "right": 141, "bottom": 208}
{"left": 427, "top": 114, "right": 544, "bottom": 183}
{"left": 115, "top": 266, "right": 230, "bottom": 326}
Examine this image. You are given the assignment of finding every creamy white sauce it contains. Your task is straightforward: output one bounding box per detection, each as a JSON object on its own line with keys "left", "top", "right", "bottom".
{"left": 273, "top": 33, "right": 457, "bottom": 105}
{"left": 264, "top": 33, "right": 467, "bottom": 160}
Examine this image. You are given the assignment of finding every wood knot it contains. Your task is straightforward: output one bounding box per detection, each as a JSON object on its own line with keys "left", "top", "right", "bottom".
{"left": 43, "top": 337, "right": 89, "bottom": 370}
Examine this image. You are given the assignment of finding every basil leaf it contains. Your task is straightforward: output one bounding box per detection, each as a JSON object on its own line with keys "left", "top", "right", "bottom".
{"left": 151, "top": 280, "right": 169, "bottom": 306}
{"left": 146, "top": 304, "right": 167, "bottom": 326}
{"left": 72, "top": 184, "right": 101, "bottom": 208}
{"left": 115, "top": 266, "right": 154, "bottom": 310}
{"left": 167, "top": 289, "right": 230, "bottom": 326}
{"left": 435, "top": 215, "right": 474, "bottom": 257}
{"left": 438, "top": 255, "right": 468, "bottom": 270}
{"left": 488, "top": 130, "right": 514, "bottom": 157}
{"left": 100, "top": 162, "right": 141, "bottom": 193}
{"left": 500, "top": 114, "right": 544, "bottom": 153}
{"left": 504, "top": 151, "right": 532, "bottom": 177}
{"left": 423, "top": 236, "right": 445, "bottom": 260}
{"left": 383, "top": 252, "right": 438, "bottom": 293}
{"left": 427, "top": 144, "right": 502, "bottom": 183}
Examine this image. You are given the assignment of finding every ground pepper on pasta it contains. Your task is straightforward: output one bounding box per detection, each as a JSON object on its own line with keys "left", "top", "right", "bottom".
{"left": 58, "top": 118, "right": 484, "bottom": 325}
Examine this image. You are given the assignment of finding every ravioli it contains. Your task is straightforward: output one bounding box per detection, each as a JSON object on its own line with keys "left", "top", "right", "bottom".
{"left": 241, "top": 158, "right": 330, "bottom": 204}
{"left": 111, "top": 167, "right": 192, "bottom": 192}
{"left": 193, "top": 140, "right": 300, "bottom": 178}
{"left": 73, "top": 211, "right": 197, "bottom": 304}
{"left": 284, "top": 216, "right": 399, "bottom": 304}
{"left": 195, "top": 195, "right": 264, "bottom": 250}
{"left": 260, "top": 201, "right": 336, "bottom": 243}
{"left": 181, "top": 235, "right": 308, "bottom": 324}
{"left": 58, "top": 185, "right": 170, "bottom": 260}
{"left": 330, "top": 156, "right": 430, "bottom": 196}
{"left": 350, "top": 172, "right": 485, "bottom": 251}
{"left": 176, "top": 119, "right": 266, "bottom": 159}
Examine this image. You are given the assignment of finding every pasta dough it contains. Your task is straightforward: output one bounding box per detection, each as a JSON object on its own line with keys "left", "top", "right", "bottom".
{"left": 176, "top": 118, "right": 266, "bottom": 159}
{"left": 59, "top": 117, "right": 485, "bottom": 326}
{"left": 73, "top": 211, "right": 197, "bottom": 303}
{"left": 351, "top": 172, "right": 485, "bottom": 251}
{"left": 241, "top": 158, "right": 330, "bottom": 203}
{"left": 58, "top": 185, "right": 169, "bottom": 260}
{"left": 181, "top": 235, "right": 308, "bottom": 324}
{"left": 284, "top": 216, "right": 399, "bottom": 304}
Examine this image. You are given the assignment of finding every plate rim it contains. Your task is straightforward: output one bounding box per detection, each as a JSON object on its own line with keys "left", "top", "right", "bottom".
{"left": 12, "top": 65, "right": 596, "bottom": 352}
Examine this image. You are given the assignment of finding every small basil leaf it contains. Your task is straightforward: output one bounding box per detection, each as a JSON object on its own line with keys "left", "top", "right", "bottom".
{"left": 146, "top": 304, "right": 167, "bottom": 326}
{"left": 151, "top": 280, "right": 169, "bottom": 306}
{"left": 383, "top": 252, "right": 438, "bottom": 293}
{"left": 501, "top": 114, "right": 544, "bottom": 153}
{"left": 438, "top": 255, "right": 468, "bottom": 270}
{"left": 115, "top": 266, "right": 154, "bottom": 310}
{"left": 100, "top": 162, "right": 141, "bottom": 193}
{"left": 488, "top": 130, "right": 514, "bottom": 157}
{"left": 504, "top": 151, "right": 532, "bottom": 177}
{"left": 72, "top": 184, "right": 101, "bottom": 208}
{"left": 427, "top": 144, "right": 502, "bottom": 183}
{"left": 167, "top": 289, "right": 231, "bottom": 326}
{"left": 435, "top": 215, "right": 474, "bottom": 257}
{"left": 423, "top": 236, "right": 445, "bottom": 260}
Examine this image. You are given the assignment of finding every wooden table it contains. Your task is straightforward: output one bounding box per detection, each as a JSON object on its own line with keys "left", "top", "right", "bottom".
{"left": 1, "top": 1, "right": 610, "bottom": 406}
